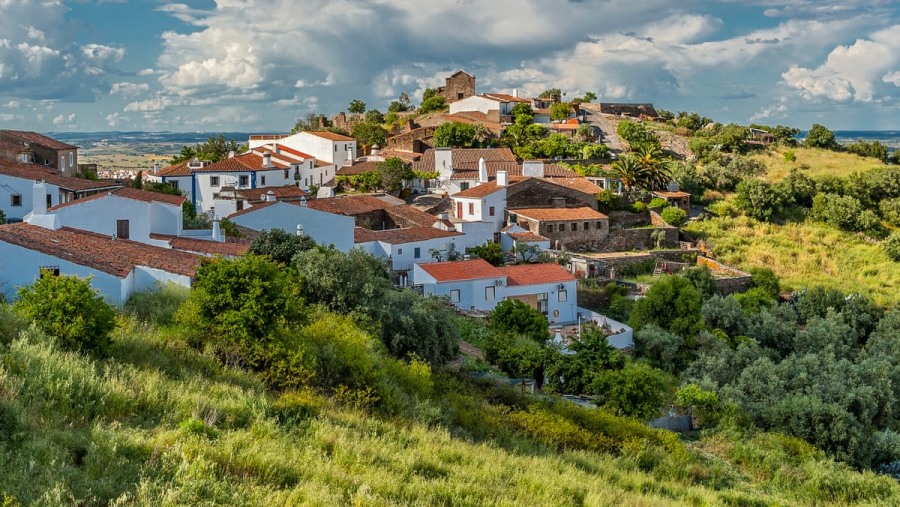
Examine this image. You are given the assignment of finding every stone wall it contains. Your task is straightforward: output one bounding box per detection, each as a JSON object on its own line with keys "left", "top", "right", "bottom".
{"left": 387, "top": 126, "right": 436, "bottom": 153}
{"left": 608, "top": 210, "right": 650, "bottom": 228}
{"left": 697, "top": 256, "right": 753, "bottom": 295}
{"left": 649, "top": 210, "right": 668, "bottom": 227}
{"left": 596, "top": 227, "right": 678, "bottom": 253}
{"left": 518, "top": 216, "right": 609, "bottom": 251}
{"left": 508, "top": 179, "right": 599, "bottom": 210}
{"left": 441, "top": 72, "right": 476, "bottom": 103}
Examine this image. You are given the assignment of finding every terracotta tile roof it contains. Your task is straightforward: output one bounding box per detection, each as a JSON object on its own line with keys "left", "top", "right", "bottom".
{"left": 157, "top": 161, "right": 191, "bottom": 176}
{"left": 481, "top": 93, "right": 530, "bottom": 103}
{"left": 306, "top": 194, "right": 391, "bottom": 215}
{"left": 226, "top": 200, "right": 280, "bottom": 219}
{"left": 336, "top": 161, "right": 379, "bottom": 176}
{"left": 381, "top": 203, "right": 440, "bottom": 228}
{"left": 512, "top": 207, "right": 608, "bottom": 221}
{"left": 0, "top": 223, "right": 201, "bottom": 278}
{"left": 452, "top": 181, "right": 505, "bottom": 199}
{"left": 0, "top": 130, "right": 76, "bottom": 150}
{"left": 150, "top": 234, "right": 251, "bottom": 257}
{"left": 236, "top": 185, "right": 308, "bottom": 203}
{"left": 192, "top": 153, "right": 288, "bottom": 172}
{"left": 378, "top": 149, "right": 421, "bottom": 163}
{"left": 450, "top": 163, "right": 578, "bottom": 181}
{"left": 652, "top": 190, "right": 691, "bottom": 199}
{"left": 506, "top": 231, "right": 548, "bottom": 242}
{"left": 498, "top": 263, "right": 575, "bottom": 286}
{"left": 417, "top": 258, "right": 502, "bottom": 282}
{"left": 309, "top": 131, "right": 355, "bottom": 142}
{"left": 253, "top": 144, "right": 314, "bottom": 160}
{"left": 0, "top": 160, "right": 121, "bottom": 192}
{"left": 0, "top": 140, "right": 31, "bottom": 153}
{"left": 354, "top": 226, "right": 462, "bottom": 245}
{"left": 542, "top": 177, "right": 603, "bottom": 195}
{"left": 48, "top": 187, "right": 184, "bottom": 211}
{"left": 412, "top": 148, "right": 517, "bottom": 173}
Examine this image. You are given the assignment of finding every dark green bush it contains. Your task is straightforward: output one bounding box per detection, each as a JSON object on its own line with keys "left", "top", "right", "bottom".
{"left": 15, "top": 275, "right": 116, "bottom": 355}
{"left": 489, "top": 299, "right": 549, "bottom": 344}
{"left": 660, "top": 207, "right": 687, "bottom": 227}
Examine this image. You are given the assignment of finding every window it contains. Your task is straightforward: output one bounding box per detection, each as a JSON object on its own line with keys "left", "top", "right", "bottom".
{"left": 485, "top": 286, "right": 495, "bottom": 301}
{"left": 69, "top": 153, "right": 73, "bottom": 166}
{"left": 239, "top": 175, "right": 249, "bottom": 187}
{"left": 284, "top": 169, "right": 289, "bottom": 179}
{"left": 584, "top": 222, "right": 590, "bottom": 230}
{"left": 537, "top": 293, "right": 548, "bottom": 314}
{"left": 46, "top": 194, "right": 52, "bottom": 208}
{"left": 457, "top": 92, "right": 464, "bottom": 100}
{"left": 450, "top": 289, "right": 460, "bottom": 303}
{"left": 236, "top": 201, "right": 244, "bottom": 211}
{"left": 414, "top": 247, "right": 421, "bottom": 259}
{"left": 468, "top": 203, "right": 474, "bottom": 215}
{"left": 570, "top": 223, "right": 577, "bottom": 232}
{"left": 210, "top": 176, "right": 220, "bottom": 187}
{"left": 460, "top": 182, "right": 470, "bottom": 191}
{"left": 546, "top": 224, "right": 553, "bottom": 233}
{"left": 558, "top": 289, "right": 567, "bottom": 302}
{"left": 10, "top": 194, "right": 21, "bottom": 207}
{"left": 489, "top": 206, "right": 495, "bottom": 217}
{"left": 59, "top": 156, "right": 65, "bottom": 169}
{"left": 169, "top": 180, "right": 179, "bottom": 190}
{"left": 39, "top": 266, "right": 60, "bottom": 278}
{"left": 334, "top": 145, "right": 338, "bottom": 152}
{"left": 596, "top": 221, "right": 603, "bottom": 229}
{"left": 398, "top": 248, "right": 403, "bottom": 255}
{"left": 261, "top": 176, "right": 266, "bottom": 185}
{"left": 116, "top": 219, "right": 130, "bottom": 240}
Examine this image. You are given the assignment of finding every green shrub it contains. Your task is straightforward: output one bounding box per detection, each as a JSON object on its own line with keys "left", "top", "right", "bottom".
{"left": 270, "top": 390, "right": 323, "bottom": 424}
{"left": 592, "top": 361, "right": 674, "bottom": 420}
{"left": 660, "top": 207, "right": 687, "bottom": 227}
{"left": 0, "top": 305, "right": 27, "bottom": 346}
{"left": 489, "top": 299, "right": 549, "bottom": 343}
{"left": 15, "top": 275, "right": 116, "bottom": 355}
{"left": 597, "top": 189, "right": 621, "bottom": 213}
{"left": 123, "top": 282, "right": 190, "bottom": 326}
{"left": 648, "top": 197, "right": 668, "bottom": 209}
{"left": 248, "top": 228, "right": 317, "bottom": 265}
{"left": 884, "top": 232, "right": 900, "bottom": 262}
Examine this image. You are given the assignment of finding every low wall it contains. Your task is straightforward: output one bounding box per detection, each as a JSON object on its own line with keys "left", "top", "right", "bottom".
{"left": 608, "top": 210, "right": 650, "bottom": 228}
{"left": 648, "top": 415, "right": 693, "bottom": 433}
{"left": 697, "top": 256, "right": 753, "bottom": 295}
{"left": 598, "top": 227, "right": 678, "bottom": 253}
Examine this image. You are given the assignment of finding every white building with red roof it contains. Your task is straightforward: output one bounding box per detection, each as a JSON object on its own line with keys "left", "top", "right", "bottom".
{"left": 412, "top": 259, "right": 578, "bottom": 324}
{"left": 450, "top": 168, "right": 509, "bottom": 233}
{"left": 227, "top": 199, "right": 356, "bottom": 252}
{"left": 0, "top": 222, "right": 202, "bottom": 305}
{"left": 0, "top": 160, "right": 121, "bottom": 221}
{"left": 248, "top": 131, "right": 357, "bottom": 167}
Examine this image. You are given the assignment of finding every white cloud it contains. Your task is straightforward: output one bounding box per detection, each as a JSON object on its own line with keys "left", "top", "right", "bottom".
{"left": 52, "top": 113, "right": 75, "bottom": 125}
{"left": 0, "top": 113, "right": 22, "bottom": 121}
{"left": 884, "top": 71, "right": 900, "bottom": 87}
{"left": 781, "top": 25, "right": 900, "bottom": 102}
{"left": 105, "top": 112, "right": 128, "bottom": 127}
{"left": 137, "top": 68, "right": 156, "bottom": 76}
{"left": 110, "top": 82, "right": 150, "bottom": 97}
{"left": 4, "top": 100, "right": 19, "bottom": 108}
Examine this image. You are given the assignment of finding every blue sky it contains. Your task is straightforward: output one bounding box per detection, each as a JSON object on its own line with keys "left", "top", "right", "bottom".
{"left": 0, "top": 0, "right": 898, "bottom": 132}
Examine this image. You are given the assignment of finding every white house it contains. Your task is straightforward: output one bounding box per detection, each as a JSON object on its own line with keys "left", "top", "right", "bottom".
{"left": 0, "top": 222, "right": 202, "bottom": 306}
{"left": 448, "top": 93, "right": 529, "bottom": 118}
{"left": 450, "top": 168, "right": 509, "bottom": 232}
{"left": 500, "top": 224, "right": 550, "bottom": 261}
{"left": 227, "top": 199, "right": 356, "bottom": 252}
{"left": 0, "top": 160, "right": 121, "bottom": 221}
{"left": 47, "top": 187, "right": 184, "bottom": 247}
{"left": 355, "top": 225, "right": 464, "bottom": 274}
{"left": 147, "top": 160, "right": 193, "bottom": 202}
{"left": 412, "top": 259, "right": 578, "bottom": 324}
{"left": 249, "top": 131, "right": 356, "bottom": 167}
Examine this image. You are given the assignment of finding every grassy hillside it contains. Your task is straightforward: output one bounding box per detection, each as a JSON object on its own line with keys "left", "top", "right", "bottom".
{"left": 686, "top": 215, "right": 900, "bottom": 306}
{"left": 2, "top": 309, "right": 899, "bottom": 506}
{"left": 749, "top": 146, "right": 886, "bottom": 182}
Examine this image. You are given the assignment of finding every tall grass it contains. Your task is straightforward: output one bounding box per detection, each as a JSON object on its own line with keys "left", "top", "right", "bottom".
{"left": 750, "top": 146, "right": 886, "bottom": 182}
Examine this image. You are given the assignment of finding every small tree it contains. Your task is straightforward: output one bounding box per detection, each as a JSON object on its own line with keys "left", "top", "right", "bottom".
{"left": 15, "top": 275, "right": 116, "bottom": 355}
{"left": 489, "top": 299, "right": 549, "bottom": 343}
{"left": 550, "top": 102, "right": 571, "bottom": 121}
{"left": 539, "top": 88, "right": 562, "bottom": 102}
{"left": 592, "top": 362, "right": 673, "bottom": 420}
{"left": 660, "top": 206, "right": 687, "bottom": 227}
{"left": 419, "top": 96, "right": 446, "bottom": 114}
{"left": 131, "top": 171, "right": 143, "bottom": 189}
{"left": 469, "top": 241, "right": 504, "bottom": 266}
{"left": 249, "top": 228, "right": 317, "bottom": 265}
{"left": 348, "top": 99, "right": 366, "bottom": 115}
{"left": 804, "top": 123, "right": 838, "bottom": 150}
{"left": 377, "top": 157, "right": 411, "bottom": 193}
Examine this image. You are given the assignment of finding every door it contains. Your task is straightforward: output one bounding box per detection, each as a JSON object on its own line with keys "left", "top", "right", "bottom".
{"left": 456, "top": 202, "right": 462, "bottom": 218}
{"left": 116, "top": 219, "right": 130, "bottom": 240}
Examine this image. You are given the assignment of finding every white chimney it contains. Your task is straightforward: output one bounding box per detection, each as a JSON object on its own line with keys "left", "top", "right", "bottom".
{"left": 265, "top": 190, "right": 276, "bottom": 202}
{"left": 299, "top": 195, "right": 308, "bottom": 207}
{"left": 212, "top": 219, "right": 224, "bottom": 242}
{"left": 478, "top": 157, "right": 488, "bottom": 184}
{"left": 434, "top": 148, "right": 452, "bottom": 180}
{"left": 273, "top": 145, "right": 280, "bottom": 155}
{"left": 497, "top": 170, "right": 508, "bottom": 187}
{"left": 296, "top": 224, "right": 305, "bottom": 236}
{"left": 262, "top": 151, "right": 272, "bottom": 168}
{"left": 228, "top": 150, "right": 235, "bottom": 158}
{"left": 153, "top": 163, "right": 160, "bottom": 175}
{"left": 32, "top": 180, "right": 48, "bottom": 215}
{"left": 513, "top": 88, "right": 518, "bottom": 98}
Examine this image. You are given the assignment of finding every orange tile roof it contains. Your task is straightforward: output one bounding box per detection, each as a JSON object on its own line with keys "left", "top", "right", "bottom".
{"left": 542, "top": 177, "right": 603, "bottom": 195}
{"left": 416, "top": 259, "right": 503, "bottom": 282}
{"left": 506, "top": 231, "right": 548, "bottom": 242}
{"left": 253, "top": 144, "right": 314, "bottom": 160}
{"left": 512, "top": 207, "right": 608, "bottom": 221}
{"left": 309, "top": 131, "right": 355, "bottom": 142}
{"left": 336, "top": 161, "right": 379, "bottom": 176}
{"left": 354, "top": 226, "right": 461, "bottom": 244}
{"left": 150, "top": 234, "right": 251, "bottom": 257}
{"left": 192, "top": 153, "right": 289, "bottom": 172}
{"left": 157, "top": 161, "right": 191, "bottom": 176}
{"left": 412, "top": 148, "right": 517, "bottom": 173}
{"left": 306, "top": 194, "right": 392, "bottom": 215}
{"left": 450, "top": 163, "right": 578, "bottom": 181}
{"left": 452, "top": 181, "right": 506, "bottom": 199}
{"left": 498, "top": 263, "right": 575, "bottom": 286}
{"left": 0, "top": 224, "right": 201, "bottom": 278}
{"left": 481, "top": 93, "right": 530, "bottom": 103}
{"left": 0, "top": 160, "right": 121, "bottom": 192}
{"left": 48, "top": 187, "right": 184, "bottom": 211}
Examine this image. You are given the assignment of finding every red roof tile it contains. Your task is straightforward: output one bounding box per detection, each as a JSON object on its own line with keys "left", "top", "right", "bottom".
{"left": 336, "top": 161, "right": 379, "bottom": 176}
{"left": 0, "top": 160, "right": 122, "bottom": 192}
{"left": 192, "top": 153, "right": 289, "bottom": 172}
{"left": 0, "top": 224, "right": 201, "bottom": 278}
{"left": 512, "top": 207, "right": 608, "bottom": 221}
{"left": 417, "top": 259, "right": 502, "bottom": 282}
{"left": 481, "top": 93, "right": 530, "bottom": 103}
{"left": 452, "top": 181, "right": 506, "bottom": 199}
{"left": 157, "top": 161, "right": 191, "bottom": 176}
{"left": 150, "top": 234, "right": 250, "bottom": 257}
{"left": 0, "top": 130, "right": 76, "bottom": 150}
{"left": 354, "top": 226, "right": 461, "bottom": 245}
{"left": 498, "top": 263, "right": 575, "bottom": 286}
{"left": 506, "top": 231, "right": 548, "bottom": 242}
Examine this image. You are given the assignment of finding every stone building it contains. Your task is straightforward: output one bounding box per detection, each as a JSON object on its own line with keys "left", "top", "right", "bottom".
{"left": 0, "top": 130, "right": 78, "bottom": 177}
{"left": 438, "top": 70, "right": 476, "bottom": 103}
{"left": 509, "top": 206, "right": 609, "bottom": 251}
{"left": 506, "top": 177, "right": 602, "bottom": 211}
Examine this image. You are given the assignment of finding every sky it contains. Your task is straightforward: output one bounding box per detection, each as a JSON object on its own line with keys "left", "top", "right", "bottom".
{"left": 0, "top": 0, "right": 898, "bottom": 133}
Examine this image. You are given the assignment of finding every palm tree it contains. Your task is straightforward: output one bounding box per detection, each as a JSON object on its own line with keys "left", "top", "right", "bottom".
{"left": 634, "top": 145, "right": 672, "bottom": 190}
{"left": 612, "top": 155, "right": 644, "bottom": 192}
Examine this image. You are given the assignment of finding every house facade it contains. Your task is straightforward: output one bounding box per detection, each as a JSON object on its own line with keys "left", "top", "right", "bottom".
{"left": 510, "top": 206, "right": 609, "bottom": 250}
{"left": 412, "top": 259, "right": 578, "bottom": 324}
{"left": 249, "top": 131, "right": 356, "bottom": 167}
{"left": 506, "top": 176, "right": 602, "bottom": 211}
{"left": 0, "top": 130, "right": 78, "bottom": 177}
{"left": 227, "top": 200, "right": 356, "bottom": 252}
{"left": 450, "top": 171, "right": 509, "bottom": 233}
{"left": 0, "top": 222, "right": 201, "bottom": 305}
{"left": 0, "top": 161, "right": 121, "bottom": 221}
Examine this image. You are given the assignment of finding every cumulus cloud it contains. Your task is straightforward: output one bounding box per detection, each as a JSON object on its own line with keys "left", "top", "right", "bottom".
{"left": 110, "top": 82, "right": 150, "bottom": 97}
{"left": 782, "top": 25, "right": 900, "bottom": 102}
{"left": 105, "top": 112, "right": 128, "bottom": 127}
{"left": 0, "top": 0, "right": 125, "bottom": 102}
{"left": 52, "top": 113, "right": 75, "bottom": 125}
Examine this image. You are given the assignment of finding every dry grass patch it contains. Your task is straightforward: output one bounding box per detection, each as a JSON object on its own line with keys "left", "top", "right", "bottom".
{"left": 750, "top": 147, "right": 886, "bottom": 182}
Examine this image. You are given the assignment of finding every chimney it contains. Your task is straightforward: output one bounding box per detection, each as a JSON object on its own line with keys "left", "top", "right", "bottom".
{"left": 478, "top": 157, "right": 488, "bottom": 184}
{"left": 522, "top": 160, "right": 544, "bottom": 178}
{"left": 228, "top": 150, "right": 235, "bottom": 158}
{"left": 497, "top": 170, "right": 508, "bottom": 187}
{"left": 434, "top": 148, "right": 452, "bottom": 175}
{"left": 667, "top": 181, "right": 680, "bottom": 192}
{"left": 153, "top": 163, "right": 160, "bottom": 175}
{"left": 296, "top": 224, "right": 305, "bottom": 236}
{"left": 513, "top": 88, "right": 518, "bottom": 98}
{"left": 265, "top": 190, "right": 276, "bottom": 202}
{"left": 212, "top": 219, "right": 224, "bottom": 242}
{"left": 262, "top": 151, "right": 272, "bottom": 168}
{"left": 273, "top": 145, "right": 280, "bottom": 155}
{"left": 32, "top": 180, "right": 48, "bottom": 215}
{"left": 299, "top": 195, "right": 308, "bottom": 207}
